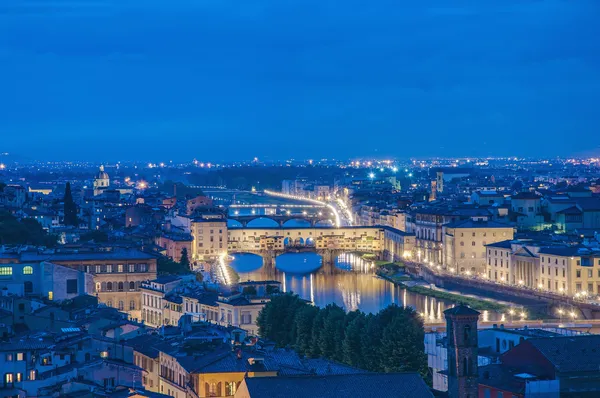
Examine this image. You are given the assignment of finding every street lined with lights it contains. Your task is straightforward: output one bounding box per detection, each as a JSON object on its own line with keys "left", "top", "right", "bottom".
{"left": 264, "top": 190, "right": 342, "bottom": 227}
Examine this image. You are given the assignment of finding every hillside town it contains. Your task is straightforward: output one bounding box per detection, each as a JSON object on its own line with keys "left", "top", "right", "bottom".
{"left": 0, "top": 158, "right": 600, "bottom": 397}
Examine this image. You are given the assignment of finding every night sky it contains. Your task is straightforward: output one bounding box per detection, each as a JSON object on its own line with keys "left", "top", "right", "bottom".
{"left": 1, "top": 0, "right": 599, "bottom": 161}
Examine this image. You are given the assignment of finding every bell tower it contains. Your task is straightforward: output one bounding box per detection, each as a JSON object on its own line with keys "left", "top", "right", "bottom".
{"left": 444, "top": 305, "right": 480, "bottom": 398}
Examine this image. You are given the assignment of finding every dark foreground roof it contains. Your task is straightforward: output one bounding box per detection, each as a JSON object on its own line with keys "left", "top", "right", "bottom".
{"left": 242, "top": 373, "right": 433, "bottom": 398}
{"left": 527, "top": 335, "right": 600, "bottom": 373}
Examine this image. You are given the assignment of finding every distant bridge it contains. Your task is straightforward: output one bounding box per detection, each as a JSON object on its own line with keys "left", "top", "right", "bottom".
{"left": 227, "top": 213, "right": 335, "bottom": 227}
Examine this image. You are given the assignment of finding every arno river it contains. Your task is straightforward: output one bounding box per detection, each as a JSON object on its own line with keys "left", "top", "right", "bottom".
{"left": 225, "top": 203, "right": 504, "bottom": 322}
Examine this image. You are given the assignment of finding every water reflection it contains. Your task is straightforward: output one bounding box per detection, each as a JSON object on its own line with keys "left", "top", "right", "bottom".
{"left": 229, "top": 251, "right": 484, "bottom": 321}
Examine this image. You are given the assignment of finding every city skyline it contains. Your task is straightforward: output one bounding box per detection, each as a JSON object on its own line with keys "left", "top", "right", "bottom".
{"left": 1, "top": 0, "right": 600, "bottom": 161}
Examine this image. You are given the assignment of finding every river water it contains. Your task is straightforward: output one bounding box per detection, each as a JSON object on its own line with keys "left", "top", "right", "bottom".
{"left": 223, "top": 202, "right": 502, "bottom": 322}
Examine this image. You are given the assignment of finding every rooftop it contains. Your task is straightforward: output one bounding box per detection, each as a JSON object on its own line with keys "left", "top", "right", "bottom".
{"left": 242, "top": 373, "right": 433, "bottom": 398}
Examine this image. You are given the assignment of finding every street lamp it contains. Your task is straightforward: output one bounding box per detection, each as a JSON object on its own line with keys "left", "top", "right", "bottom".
{"left": 570, "top": 311, "right": 577, "bottom": 320}
{"left": 558, "top": 308, "right": 564, "bottom": 324}
{"left": 369, "top": 172, "right": 375, "bottom": 180}
{"left": 520, "top": 312, "right": 527, "bottom": 321}
{"left": 508, "top": 308, "right": 515, "bottom": 323}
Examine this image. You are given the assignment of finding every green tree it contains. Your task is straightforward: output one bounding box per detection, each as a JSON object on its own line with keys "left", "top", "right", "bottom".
{"left": 180, "top": 247, "right": 190, "bottom": 270}
{"left": 80, "top": 230, "right": 109, "bottom": 243}
{"left": 342, "top": 311, "right": 367, "bottom": 367}
{"left": 242, "top": 285, "right": 257, "bottom": 296}
{"left": 318, "top": 304, "right": 346, "bottom": 361}
{"left": 257, "top": 293, "right": 306, "bottom": 347}
{"left": 0, "top": 212, "right": 57, "bottom": 247}
{"left": 63, "top": 182, "right": 78, "bottom": 226}
{"left": 293, "top": 305, "right": 319, "bottom": 355}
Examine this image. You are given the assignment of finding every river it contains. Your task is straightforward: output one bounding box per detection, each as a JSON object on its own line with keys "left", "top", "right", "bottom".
{"left": 220, "top": 197, "right": 503, "bottom": 322}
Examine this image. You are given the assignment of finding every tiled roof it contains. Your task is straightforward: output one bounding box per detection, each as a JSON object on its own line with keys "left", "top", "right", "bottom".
{"left": 444, "top": 305, "right": 480, "bottom": 317}
{"left": 242, "top": 373, "right": 433, "bottom": 398}
{"left": 444, "top": 219, "right": 512, "bottom": 229}
{"left": 527, "top": 335, "right": 600, "bottom": 373}
{"left": 485, "top": 240, "right": 513, "bottom": 249}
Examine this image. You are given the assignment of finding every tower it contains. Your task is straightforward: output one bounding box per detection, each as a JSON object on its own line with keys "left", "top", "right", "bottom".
{"left": 93, "top": 165, "right": 110, "bottom": 196}
{"left": 444, "top": 305, "right": 480, "bottom": 398}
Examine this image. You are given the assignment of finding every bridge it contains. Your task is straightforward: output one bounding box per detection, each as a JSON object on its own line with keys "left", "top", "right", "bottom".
{"left": 227, "top": 226, "right": 415, "bottom": 269}
{"left": 228, "top": 213, "right": 335, "bottom": 227}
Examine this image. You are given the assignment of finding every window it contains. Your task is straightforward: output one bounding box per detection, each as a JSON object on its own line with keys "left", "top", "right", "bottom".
{"left": 23, "top": 266, "right": 33, "bottom": 275}
{"left": 5, "top": 353, "right": 13, "bottom": 361}
{"left": 129, "top": 281, "right": 135, "bottom": 291}
{"left": 16, "top": 372, "right": 22, "bottom": 382}
{"left": 129, "top": 264, "right": 135, "bottom": 272}
{"left": 66, "top": 279, "right": 78, "bottom": 294}
{"left": 24, "top": 281, "right": 33, "bottom": 294}
{"left": 118, "top": 301, "right": 124, "bottom": 310}
{"left": 28, "top": 370, "right": 36, "bottom": 381}
{"left": 48, "top": 291, "right": 53, "bottom": 300}
{"left": 106, "top": 264, "right": 113, "bottom": 273}
{"left": 118, "top": 264, "right": 124, "bottom": 273}
{"left": 0, "top": 267, "right": 12, "bottom": 276}
{"left": 130, "top": 300, "right": 135, "bottom": 310}
{"left": 577, "top": 270, "right": 581, "bottom": 278}
{"left": 107, "top": 282, "right": 113, "bottom": 291}
{"left": 471, "top": 241, "right": 476, "bottom": 246}
{"left": 5, "top": 373, "right": 13, "bottom": 384}
{"left": 225, "top": 381, "right": 237, "bottom": 396}
{"left": 118, "top": 282, "right": 124, "bottom": 292}
{"left": 589, "top": 270, "right": 593, "bottom": 278}
{"left": 16, "top": 352, "right": 24, "bottom": 361}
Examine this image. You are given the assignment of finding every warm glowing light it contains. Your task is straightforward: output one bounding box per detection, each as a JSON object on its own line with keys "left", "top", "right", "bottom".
{"left": 391, "top": 167, "right": 398, "bottom": 172}
{"left": 369, "top": 173, "right": 375, "bottom": 179}
{"left": 518, "top": 280, "right": 524, "bottom": 285}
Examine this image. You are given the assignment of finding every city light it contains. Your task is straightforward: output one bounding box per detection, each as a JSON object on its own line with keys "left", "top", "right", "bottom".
{"left": 369, "top": 173, "right": 375, "bottom": 179}
{"left": 570, "top": 311, "right": 577, "bottom": 319}
{"left": 391, "top": 167, "right": 398, "bottom": 172}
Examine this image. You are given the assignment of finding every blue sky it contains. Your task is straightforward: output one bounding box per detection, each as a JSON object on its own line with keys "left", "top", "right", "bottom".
{"left": 1, "top": 0, "right": 599, "bottom": 161}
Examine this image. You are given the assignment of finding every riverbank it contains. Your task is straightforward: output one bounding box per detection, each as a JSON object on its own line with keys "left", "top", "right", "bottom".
{"left": 378, "top": 272, "right": 509, "bottom": 313}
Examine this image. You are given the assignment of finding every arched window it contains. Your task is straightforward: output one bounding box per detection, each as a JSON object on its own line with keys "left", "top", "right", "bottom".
{"left": 129, "top": 281, "right": 135, "bottom": 291}
{"left": 118, "top": 282, "right": 124, "bottom": 292}
{"left": 24, "top": 281, "right": 33, "bottom": 294}
{"left": 118, "top": 301, "right": 124, "bottom": 310}
{"left": 464, "top": 325, "right": 472, "bottom": 343}
{"left": 23, "top": 266, "right": 34, "bottom": 275}
{"left": 101, "top": 282, "right": 107, "bottom": 291}
{"left": 107, "top": 301, "right": 112, "bottom": 308}
{"left": 96, "top": 282, "right": 101, "bottom": 292}
{"left": 106, "top": 282, "right": 113, "bottom": 291}
{"left": 130, "top": 300, "right": 135, "bottom": 310}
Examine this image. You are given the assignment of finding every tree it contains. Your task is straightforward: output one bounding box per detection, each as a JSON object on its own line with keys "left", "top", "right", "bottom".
{"left": 342, "top": 311, "right": 367, "bottom": 367}
{"left": 242, "top": 285, "right": 258, "bottom": 296}
{"left": 318, "top": 304, "right": 346, "bottom": 361}
{"left": 63, "top": 182, "right": 78, "bottom": 226}
{"left": 180, "top": 247, "right": 190, "bottom": 270}
{"left": 0, "top": 211, "right": 57, "bottom": 247}
{"left": 257, "top": 293, "right": 306, "bottom": 347}
{"left": 293, "top": 305, "right": 319, "bottom": 355}
{"left": 80, "top": 230, "right": 109, "bottom": 243}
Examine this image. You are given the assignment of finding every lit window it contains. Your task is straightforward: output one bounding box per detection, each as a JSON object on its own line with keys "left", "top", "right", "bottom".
{"left": 28, "top": 370, "right": 36, "bottom": 381}
{"left": 48, "top": 291, "right": 53, "bottom": 300}
{"left": 0, "top": 267, "right": 12, "bottom": 276}
{"left": 16, "top": 353, "right": 24, "bottom": 361}
{"left": 23, "top": 266, "right": 33, "bottom": 275}
{"left": 5, "top": 373, "right": 13, "bottom": 384}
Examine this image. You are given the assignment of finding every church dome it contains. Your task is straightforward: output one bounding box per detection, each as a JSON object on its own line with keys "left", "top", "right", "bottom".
{"left": 96, "top": 165, "right": 109, "bottom": 180}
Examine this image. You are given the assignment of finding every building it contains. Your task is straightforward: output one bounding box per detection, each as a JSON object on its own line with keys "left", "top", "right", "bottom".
{"left": 510, "top": 192, "right": 544, "bottom": 230}
{"left": 156, "top": 233, "right": 193, "bottom": 261}
{"left": 0, "top": 261, "right": 94, "bottom": 300}
{"left": 486, "top": 241, "right": 600, "bottom": 296}
{"left": 140, "top": 276, "right": 185, "bottom": 327}
{"left": 443, "top": 220, "right": 514, "bottom": 275}
{"left": 479, "top": 335, "right": 600, "bottom": 397}
{"left": 234, "top": 373, "right": 434, "bottom": 398}
{"left": 18, "top": 249, "right": 157, "bottom": 319}
{"left": 191, "top": 216, "right": 228, "bottom": 261}
{"left": 186, "top": 195, "right": 214, "bottom": 215}
{"left": 94, "top": 165, "right": 110, "bottom": 196}
{"left": 445, "top": 305, "right": 480, "bottom": 398}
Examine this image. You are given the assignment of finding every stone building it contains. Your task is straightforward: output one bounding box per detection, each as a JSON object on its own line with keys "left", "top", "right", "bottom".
{"left": 445, "top": 305, "right": 480, "bottom": 398}
{"left": 443, "top": 219, "right": 514, "bottom": 275}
